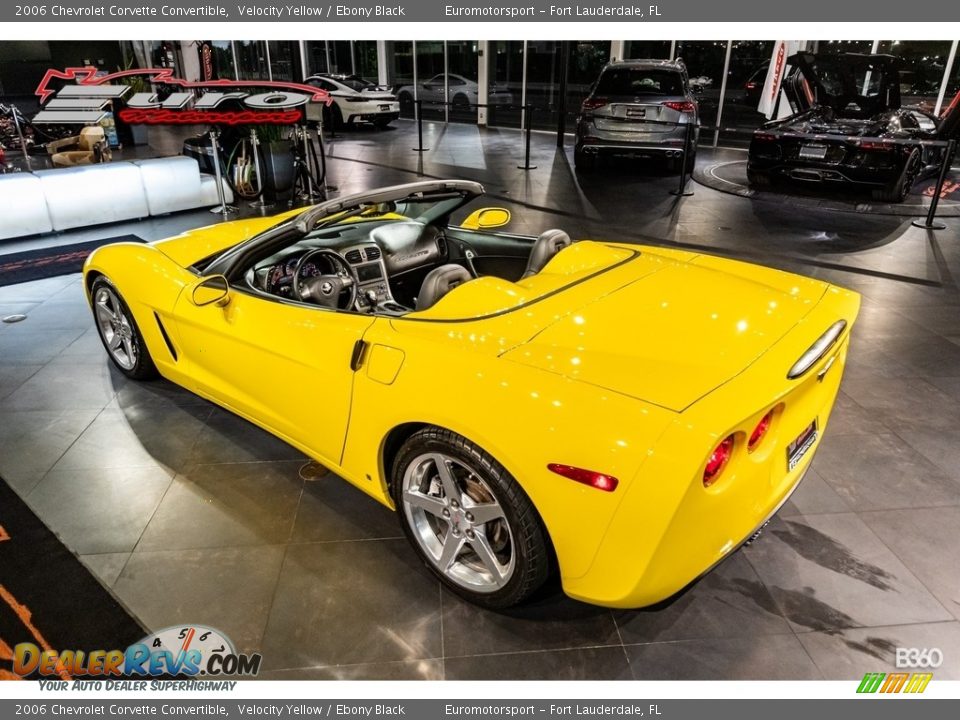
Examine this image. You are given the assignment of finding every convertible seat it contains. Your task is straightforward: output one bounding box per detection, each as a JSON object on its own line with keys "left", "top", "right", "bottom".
{"left": 416, "top": 263, "right": 472, "bottom": 310}
{"left": 523, "top": 229, "right": 571, "bottom": 278}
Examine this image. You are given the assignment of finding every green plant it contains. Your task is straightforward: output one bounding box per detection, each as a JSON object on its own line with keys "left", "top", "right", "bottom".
{"left": 116, "top": 58, "right": 150, "bottom": 96}
{"left": 252, "top": 124, "right": 285, "bottom": 143}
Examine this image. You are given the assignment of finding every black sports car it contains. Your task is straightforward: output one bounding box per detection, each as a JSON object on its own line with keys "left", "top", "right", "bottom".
{"left": 747, "top": 52, "right": 959, "bottom": 202}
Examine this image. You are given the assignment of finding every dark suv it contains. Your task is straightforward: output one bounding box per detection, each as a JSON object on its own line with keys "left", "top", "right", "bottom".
{"left": 575, "top": 59, "right": 699, "bottom": 172}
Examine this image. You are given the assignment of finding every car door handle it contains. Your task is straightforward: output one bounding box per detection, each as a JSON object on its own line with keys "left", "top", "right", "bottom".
{"left": 350, "top": 339, "right": 368, "bottom": 371}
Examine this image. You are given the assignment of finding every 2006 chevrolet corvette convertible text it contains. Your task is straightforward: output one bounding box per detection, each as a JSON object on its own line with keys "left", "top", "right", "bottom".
{"left": 83, "top": 180, "right": 859, "bottom": 609}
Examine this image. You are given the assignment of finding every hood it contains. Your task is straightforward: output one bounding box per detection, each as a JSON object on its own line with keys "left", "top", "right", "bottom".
{"left": 784, "top": 52, "right": 901, "bottom": 118}
{"left": 502, "top": 255, "right": 828, "bottom": 412}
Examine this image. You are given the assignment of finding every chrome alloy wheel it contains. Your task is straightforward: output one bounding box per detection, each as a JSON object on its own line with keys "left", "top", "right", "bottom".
{"left": 401, "top": 452, "right": 516, "bottom": 593}
{"left": 93, "top": 285, "right": 137, "bottom": 371}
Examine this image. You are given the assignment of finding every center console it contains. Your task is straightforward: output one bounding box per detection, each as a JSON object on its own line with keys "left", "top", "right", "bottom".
{"left": 342, "top": 243, "right": 406, "bottom": 313}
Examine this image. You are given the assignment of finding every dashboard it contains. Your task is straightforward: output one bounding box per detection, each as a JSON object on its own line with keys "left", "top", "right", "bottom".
{"left": 252, "top": 220, "right": 449, "bottom": 314}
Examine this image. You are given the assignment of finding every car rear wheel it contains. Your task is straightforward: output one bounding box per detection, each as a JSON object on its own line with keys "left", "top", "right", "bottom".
{"left": 574, "top": 147, "right": 596, "bottom": 172}
{"left": 90, "top": 277, "right": 158, "bottom": 380}
{"left": 747, "top": 168, "right": 772, "bottom": 188}
{"left": 392, "top": 427, "right": 551, "bottom": 608}
{"left": 872, "top": 148, "right": 921, "bottom": 203}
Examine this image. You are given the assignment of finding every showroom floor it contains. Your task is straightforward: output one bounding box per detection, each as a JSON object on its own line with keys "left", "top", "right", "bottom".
{"left": 1, "top": 120, "right": 960, "bottom": 680}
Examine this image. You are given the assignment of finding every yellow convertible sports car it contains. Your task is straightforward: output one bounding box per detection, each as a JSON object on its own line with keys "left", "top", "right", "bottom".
{"left": 83, "top": 180, "right": 859, "bottom": 609}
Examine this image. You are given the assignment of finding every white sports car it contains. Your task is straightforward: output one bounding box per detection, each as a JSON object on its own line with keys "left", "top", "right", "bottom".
{"left": 304, "top": 74, "right": 400, "bottom": 129}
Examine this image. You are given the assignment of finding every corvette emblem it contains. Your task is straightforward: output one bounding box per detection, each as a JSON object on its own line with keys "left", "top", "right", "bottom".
{"left": 320, "top": 281, "right": 334, "bottom": 295}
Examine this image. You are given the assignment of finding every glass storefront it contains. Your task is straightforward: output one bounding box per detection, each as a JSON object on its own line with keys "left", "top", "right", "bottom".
{"left": 718, "top": 41, "right": 774, "bottom": 145}
{"left": 235, "top": 40, "right": 269, "bottom": 81}
{"left": 267, "top": 41, "right": 302, "bottom": 82}
{"left": 877, "top": 40, "right": 953, "bottom": 111}
{"left": 624, "top": 41, "right": 672, "bottom": 60}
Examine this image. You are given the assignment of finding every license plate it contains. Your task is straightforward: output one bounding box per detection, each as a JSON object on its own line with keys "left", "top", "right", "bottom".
{"left": 626, "top": 107, "right": 646, "bottom": 118}
{"left": 799, "top": 144, "right": 828, "bottom": 160}
{"left": 380, "top": 104, "right": 390, "bottom": 111}
{"left": 787, "top": 419, "right": 818, "bottom": 471}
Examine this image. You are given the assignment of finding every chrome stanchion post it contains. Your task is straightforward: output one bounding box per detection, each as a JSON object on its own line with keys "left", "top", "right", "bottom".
{"left": 11, "top": 105, "right": 32, "bottom": 172}
{"left": 518, "top": 104, "right": 537, "bottom": 170}
{"left": 249, "top": 127, "right": 274, "bottom": 211}
{"left": 912, "top": 139, "right": 955, "bottom": 231}
{"left": 208, "top": 128, "right": 236, "bottom": 216}
{"left": 413, "top": 99, "right": 429, "bottom": 152}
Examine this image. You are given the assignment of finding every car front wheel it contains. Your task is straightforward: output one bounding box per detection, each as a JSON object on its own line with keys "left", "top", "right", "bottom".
{"left": 90, "top": 277, "right": 158, "bottom": 380}
{"left": 392, "top": 427, "right": 551, "bottom": 608}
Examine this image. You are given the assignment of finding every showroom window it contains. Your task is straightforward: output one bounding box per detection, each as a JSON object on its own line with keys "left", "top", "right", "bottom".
{"left": 208, "top": 41, "right": 236, "bottom": 80}
{"left": 487, "top": 41, "right": 524, "bottom": 129}
{"left": 877, "top": 40, "right": 954, "bottom": 111}
{"left": 384, "top": 41, "right": 414, "bottom": 118}
{"left": 448, "top": 41, "right": 480, "bottom": 124}
{"left": 235, "top": 40, "right": 269, "bottom": 81}
{"left": 267, "top": 41, "right": 303, "bottom": 83}
{"left": 354, "top": 41, "right": 379, "bottom": 84}
{"left": 623, "top": 41, "right": 672, "bottom": 60}
{"left": 674, "top": 40, "right": 729, "bottom": 143}
{"left": 718, "top": 40, "right": 775, "bottom": 146}
{"left": 415, "top": 41, "right": 446, "bottom": 122}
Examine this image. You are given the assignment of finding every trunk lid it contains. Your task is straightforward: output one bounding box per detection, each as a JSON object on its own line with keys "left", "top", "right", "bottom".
{"left": 502, "top": 255, "right": 828, "bottom": 412}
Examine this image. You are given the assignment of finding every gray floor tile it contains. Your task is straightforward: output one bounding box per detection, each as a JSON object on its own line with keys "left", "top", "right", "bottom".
{"left": 797, "top": 621, "right": 960, "bottom": 680}
{"left": 0, "top": 408, "right": 101, "bottom": 494}
{"left": 188, "top": 409, "right": 307, "bottom": 465}
{"left": 291, "top": 472, "right": 401, "bottom": 543}
{"left": 0, "top": 327, "right": 86, "bottom": 368}
{"left": 442, "top": 588, "right": 620, "bottom": 658}
{"left": 26, "top": 465, "right": 173, "bottom": 554}
{"left": 80, "top": 552, "right": 132, "bottom": 588}
{"left": 52, "top": 404, "right": 213, "bottom": 474}
{"left": 743, "top": 514, "right": 952, "bottom": 632}
{"left": 1, "top": 355, "right": 123, "bottom": 410}
{"left": 136, "top": 461, "right": 304, "bottom": 551}
{"left": 256, "top": 659, "right": 444, "bottom": 680}
{"left": 781, "top": 466, "right": 853, "bottom": 517}
{"left": 114, "top": 545, "right": 285, "bottom": 654}
{"left": 0, "top": 363, "right": 42, "bottom": 400}
{"left": 861, "top": 507, "right": 960, "bottom": 621}
{"left": 445, "top": 646, "right": 632, "bottom": 680}
{"left": 615, "top": 554, "right": 792, "bottom": 644}
{"left": 260, "top": 540, "right": 441, "bottom": 669}
{"left": 624, "top": 634, "right": 822, "bottom": 680}
{"left": 812, "top": 431, "right": 960, "bottom": 511}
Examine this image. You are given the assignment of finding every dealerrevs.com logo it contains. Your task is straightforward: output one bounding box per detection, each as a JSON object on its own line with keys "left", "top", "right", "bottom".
{"left": 14, "top": 625, "right": 261, "bottom": 682}
{"left": 33, "top": 67, "right": 331, "bottom": 126}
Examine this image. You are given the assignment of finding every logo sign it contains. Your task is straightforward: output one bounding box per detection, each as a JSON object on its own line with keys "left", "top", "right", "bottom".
{"left": 33, "top": 67, "right": 331, "bottom": 126}
{"left": 13, "top": 624, "right": 261, "bottom": 679}
{"left": 857, "top": 672, "right": 932, "bottom": 694}
{"left": 896, "top": 647, "right": 944, "bottom": 669}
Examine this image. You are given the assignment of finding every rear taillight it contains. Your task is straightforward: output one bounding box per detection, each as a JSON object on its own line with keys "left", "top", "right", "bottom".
{"left": 548, "top": 463, "right": 619, "bottom": 492}
{"left": 744, "top": 81, "right": 758, "bottom": 90}
{"left": 753, "top": 132, "right": 777, "bottom": 142}
{"left": 663, "top": 100, "right": 696, "bottom": 113}
{"left": 703, "top": 435, "right": 735, "bottom": 488}
{"left": 858, "top": 140, "right": 895, "bottom": 152}
{"left": 581, "top": 97, "right": 609, "bottom": 111}
{"left": 748, "top": 409, "right": 776, "bottom": 452}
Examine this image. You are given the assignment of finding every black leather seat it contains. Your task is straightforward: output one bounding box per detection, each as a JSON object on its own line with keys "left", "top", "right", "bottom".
{"left": 522, "top": 229, "right": 571, "bottom": 278}
{"left": 416, "top": 264, "right": 473, "bottom": 310}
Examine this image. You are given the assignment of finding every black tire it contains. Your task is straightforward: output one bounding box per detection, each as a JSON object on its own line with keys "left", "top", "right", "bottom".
{"left": 871, "top": 148, "right": 921, "bottom": 203}
{"left": 90, "top": 276, "right": 159, "bottom": 381}
{"left": 452, "top": 93, "right": 471, "bottom": 111}
{"left": 391, "top": 426, "right": 551, "bottom": 609}
{"left": 574, "top": 147, "right": 596, "bottom": 172}
{"left": 747, "top": 168, "right": 772, "bottom": 188}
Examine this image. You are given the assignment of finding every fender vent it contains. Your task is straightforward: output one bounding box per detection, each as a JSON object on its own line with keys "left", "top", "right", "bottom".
{"left": 153, "top": 312, "right": 178, "bottom": 361}
{"left": 344, "top": 249, "right": 363, "bottom": 264}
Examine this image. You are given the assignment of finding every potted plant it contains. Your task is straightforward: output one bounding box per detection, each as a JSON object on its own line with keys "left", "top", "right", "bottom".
{"left": 115, "top": 60, "right": 150, "bottom": 146}
{"left": 253, "top": 124, "right": 294, "bottom": 203}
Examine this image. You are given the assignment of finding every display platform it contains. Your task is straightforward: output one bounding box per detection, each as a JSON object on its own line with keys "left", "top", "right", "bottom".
{"left": 694, "top": 156, "right": 960, "bottom": 217}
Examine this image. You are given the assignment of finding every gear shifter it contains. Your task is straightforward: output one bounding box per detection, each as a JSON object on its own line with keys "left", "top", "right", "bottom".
{"left": 365, "top": 289, "right": 378, "bottom": 307}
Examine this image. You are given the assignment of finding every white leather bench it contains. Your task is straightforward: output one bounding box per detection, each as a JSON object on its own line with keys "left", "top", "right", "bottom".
{"left": 0, "top": 156, "right": 232, "bottom": 241}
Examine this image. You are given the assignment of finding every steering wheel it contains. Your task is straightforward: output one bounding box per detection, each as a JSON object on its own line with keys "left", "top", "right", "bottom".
{"left": 292, "top": 248, "right": 359, "bottom": 309}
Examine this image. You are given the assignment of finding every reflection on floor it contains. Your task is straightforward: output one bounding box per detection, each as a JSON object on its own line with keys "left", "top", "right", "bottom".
{"left": 1, "top": 120, "right": 960, "bottom": 681}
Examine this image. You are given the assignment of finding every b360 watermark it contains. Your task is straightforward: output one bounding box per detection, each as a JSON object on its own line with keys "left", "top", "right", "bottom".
{"left": 895, "top": 647, "right": 944, "bottom": 669}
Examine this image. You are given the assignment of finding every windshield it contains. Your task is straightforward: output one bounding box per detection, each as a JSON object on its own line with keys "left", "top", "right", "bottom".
{"left": 595, "top": 68, "right": 684, "bottom": 96}
{"left": 339, "top": 76, "right": 377, "bottom": 91}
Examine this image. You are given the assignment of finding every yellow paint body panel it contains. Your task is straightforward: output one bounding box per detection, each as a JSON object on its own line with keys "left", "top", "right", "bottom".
{"left": 83, "top": 214, "right": 859, "bottom": 608}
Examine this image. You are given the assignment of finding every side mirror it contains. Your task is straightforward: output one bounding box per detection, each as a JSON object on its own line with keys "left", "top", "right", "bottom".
{"left": 460, "top": 207, "right": 512, "bottom": 230}
{"left": 191, "top": 275, "right": 231, "bottom": 307}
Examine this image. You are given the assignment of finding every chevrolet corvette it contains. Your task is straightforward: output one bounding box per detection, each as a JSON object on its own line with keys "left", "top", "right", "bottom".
{"left": 84, "top": 180, "right": 860, "bottom": 608}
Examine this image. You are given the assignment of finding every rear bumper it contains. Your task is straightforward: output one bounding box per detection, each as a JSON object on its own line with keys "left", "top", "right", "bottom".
{"left": 577, "top": 121, "right": 695, "bottom": 156}
{"left": 560, "top": 286, "right": 860, "bottom": 608}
